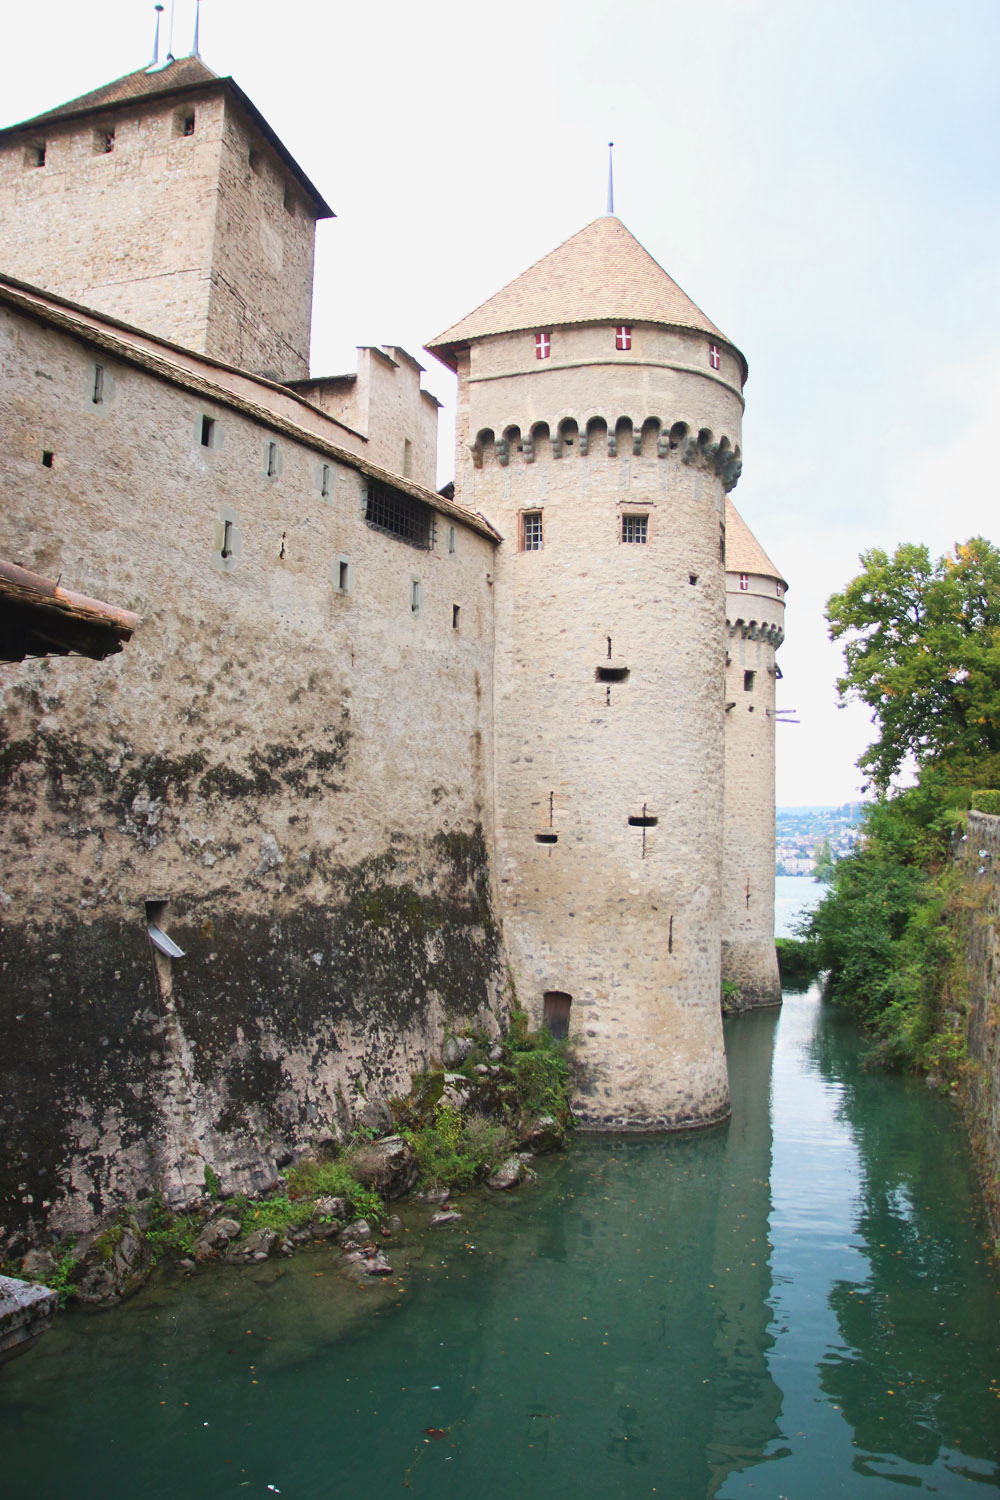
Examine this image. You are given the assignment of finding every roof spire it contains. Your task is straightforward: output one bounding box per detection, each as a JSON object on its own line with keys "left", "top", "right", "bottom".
{"left": 150, "top": 4, "right": 164, "bottom": 66}
{"left": 166, "top": 0, "right": 176, "bottom": 63}
{"left": 192, "top": 0, "right": 201, "bottom": 56}
{"left": 606, "top": 142, "right": 615, "bottom": 216}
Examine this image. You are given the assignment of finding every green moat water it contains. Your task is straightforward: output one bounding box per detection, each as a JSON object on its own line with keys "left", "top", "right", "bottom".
{"left": 2, "top": 989, "right": 998, "bottom": 1499}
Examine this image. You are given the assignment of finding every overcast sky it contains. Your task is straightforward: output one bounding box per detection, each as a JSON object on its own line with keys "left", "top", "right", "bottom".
{"left": 6, "top": 0, "right": 999, "bottom": 808}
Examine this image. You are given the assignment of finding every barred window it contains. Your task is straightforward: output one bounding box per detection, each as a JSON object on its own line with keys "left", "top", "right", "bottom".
{"left": 621, "top": 514, "right": 648, "bottom": 544}
{"left": 365, "top": 481, "right": 433, "bottom": 549}
{"left": 522, "top": 510, "right": 543, "bottom": 551}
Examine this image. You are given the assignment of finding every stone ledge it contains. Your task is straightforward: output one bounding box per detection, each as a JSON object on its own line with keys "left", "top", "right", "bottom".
{"left": 0, "top": 1276, "right": 58, "bottom": 1364}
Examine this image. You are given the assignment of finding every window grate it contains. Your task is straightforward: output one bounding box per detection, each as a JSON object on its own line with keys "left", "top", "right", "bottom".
{"left": 621, "top": 514, "right": 648, "bottom": 544}
{"left": 365, "top": 482, "right": 433, "bottom": 549}
{"left": 522, "top": 511, "right": 543, "bottom": 551}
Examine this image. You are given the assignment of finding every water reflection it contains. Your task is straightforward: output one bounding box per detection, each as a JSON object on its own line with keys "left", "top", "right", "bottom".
{"left": 811, "top": 1010, "right": 1000, "bottom": 1484}
{"left": 2, "top": 994, "right": 998, "bottom": 1499}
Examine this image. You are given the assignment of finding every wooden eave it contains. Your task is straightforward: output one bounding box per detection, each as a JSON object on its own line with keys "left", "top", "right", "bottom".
{"left": 0, "top": 560, "right": 138, "bottom": 662}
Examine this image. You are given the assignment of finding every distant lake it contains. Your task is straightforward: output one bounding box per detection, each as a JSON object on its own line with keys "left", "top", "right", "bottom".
{"left": 774, "top": 875, "right": 824, "bottom": 938}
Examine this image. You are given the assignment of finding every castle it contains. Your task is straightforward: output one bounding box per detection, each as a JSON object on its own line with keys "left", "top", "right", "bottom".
{"left": 0, "top": 52, "right": 784, "bottom": 1249}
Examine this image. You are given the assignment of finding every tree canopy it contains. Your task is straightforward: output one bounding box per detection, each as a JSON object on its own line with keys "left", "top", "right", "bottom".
{"left": 827, "top": 537, "right": 1000, "bottom": 793}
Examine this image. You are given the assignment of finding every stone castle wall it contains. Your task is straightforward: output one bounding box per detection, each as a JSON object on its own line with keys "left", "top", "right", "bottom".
{"left": 457, "top": 321, "right": 744, "bottom": 1129}
{"left": 293, "top": 347, "right": 441, "bottom": 491}
{"left": 0, "top": 297, "right": 506, "bottom": 1252}
{"left": 0, "top": 87, "right": 317, "bottom": 380}
{"left": 722, "top": 574, "right": 784, "bottom": 1007}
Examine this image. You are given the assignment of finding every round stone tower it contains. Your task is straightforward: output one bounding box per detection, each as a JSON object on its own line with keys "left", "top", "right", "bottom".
{"left": 427, "top": 215, "right": 747, "bottom": 1129}
{"left": 722, "top": 499, "right": 786, "bottom": 1008}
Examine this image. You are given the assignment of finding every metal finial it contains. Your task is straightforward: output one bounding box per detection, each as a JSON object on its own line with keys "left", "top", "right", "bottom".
{"left": 192, "top": 0, "right": 201, "bottom": 56}
{"left": 606, "top": 142, "right": 615, "bottom": 216}
{"left": 151, "top": 4, "right": 164, "bottom": 66}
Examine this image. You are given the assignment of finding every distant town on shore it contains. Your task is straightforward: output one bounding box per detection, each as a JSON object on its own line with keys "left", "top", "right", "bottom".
{"left": 776, "top": 804, "right": 865, "bottom": 877}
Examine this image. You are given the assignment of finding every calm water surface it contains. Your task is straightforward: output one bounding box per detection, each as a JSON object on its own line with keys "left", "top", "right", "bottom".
{"left": 2, "top": 990, "right": 998, "bottom": 1499}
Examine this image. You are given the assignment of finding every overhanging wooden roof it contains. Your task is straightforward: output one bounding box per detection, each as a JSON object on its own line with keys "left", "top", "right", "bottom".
{"left": 0, "top": 560, "right": 138, "bottom": 662}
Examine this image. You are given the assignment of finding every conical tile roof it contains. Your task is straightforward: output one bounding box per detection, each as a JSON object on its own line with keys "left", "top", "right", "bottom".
{"left": 427, "top": 215, "right": 745, "bottom": 377}
{"left": 725, "top": 498, "right": 786, "bottom": 588}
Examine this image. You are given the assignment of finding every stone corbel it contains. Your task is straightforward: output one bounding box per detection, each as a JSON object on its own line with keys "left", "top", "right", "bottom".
{"left": 523, "top": 433, "right": 535, "bottom": 463}
{"left": 657, "top": 430, "right": 669, "bottom": 459}
{"left": 496, "top": 438, "right": 510, "bottom": 467}
{"left": 551, "top": 430, "right": 563, "bottom": 460}
{"left": 578, "top": 428, "right": 589, "bottom": 456}
{"left": 607, "top": 429, "right": 617, "bottom": 458}
{"left": 632, "top": 426, "right": 643, "bottom": 456}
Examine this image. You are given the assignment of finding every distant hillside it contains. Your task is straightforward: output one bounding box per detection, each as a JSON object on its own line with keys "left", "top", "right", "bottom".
{"left": 776, "top": 804, "right": 866, "bottom": 877}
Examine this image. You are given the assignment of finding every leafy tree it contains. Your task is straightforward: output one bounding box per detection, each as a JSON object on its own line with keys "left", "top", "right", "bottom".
{"left": 813, "top": 836, "right": 835, "bottom": 882}
{"left": 827, "top": 537, "right": 1000, "bottom": 793}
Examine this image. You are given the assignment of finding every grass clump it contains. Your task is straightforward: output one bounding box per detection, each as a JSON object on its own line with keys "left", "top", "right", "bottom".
{"left": 405, "top": 1105, "right": 512, "bottom": 1190}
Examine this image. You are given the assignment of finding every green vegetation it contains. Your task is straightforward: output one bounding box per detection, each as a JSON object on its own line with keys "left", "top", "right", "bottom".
{"left": 812, "top": 837, "right": 835, "bottom": 883}
{"left": 775, "top": 936, "right": 822, "bottom": 992}
{"left": 804, "top": 536, "right": 1000, "bottom": 1079}
{"left": 395, "top": 1016, "right": 573, "bottom": 1190}
{"left": 405, "top": 1105, "right": 513, "bottom": 1189}
{"left": 828, "top": 537, "right": 1000, "bottom": 794}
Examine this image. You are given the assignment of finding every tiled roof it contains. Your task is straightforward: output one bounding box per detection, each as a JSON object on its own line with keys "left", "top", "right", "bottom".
{"left": 427, "top": 215, "right": 745, "bottom": 376}
{"left": 3, "top": 56, "right": 219, "bottom": 130}
{"left": 725, "top": 498, "right": 786, "bottom": 587}
{"left": 0, "top": 57, "right": 334, "bottom": 218}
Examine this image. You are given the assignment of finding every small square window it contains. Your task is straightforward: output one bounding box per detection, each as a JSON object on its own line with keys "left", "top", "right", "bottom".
{"left": 621, "top": 514, "right": 648, "bottom": 544}
{"left": 522, "top": 511, "right": 543, "bottom": 551}
{"left": 183, "top": 114, "right": 195, "bottom": 136}
{"left": 25, "top": 141, "right": 46, "bottom": 168}
{"left": 744, "top": 671, "right": 755, "bottom": 692}
{"left": 739, "top": 573, "right": 749, "bottom": 591}
{"left": 535, "top": 332, "right": 551, "bottom": 360}
{"left": 94, "top": 128, "right": 115, "bottom": 154}
{"left": 283, "top": 187, "right": 296, "bottom": 216}
{"left": 615, "top": 325, "right": 632, "bottom": 351}
{"left": 42, "top": 450, "right": 54, "bottom": 468}
{"left": 201, "top": 415, "right": 216, "bottom": 448}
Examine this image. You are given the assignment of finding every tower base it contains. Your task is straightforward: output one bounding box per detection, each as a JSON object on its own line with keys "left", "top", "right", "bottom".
{"left": 721, "top": 940, "right": 782, "bottom": 1012}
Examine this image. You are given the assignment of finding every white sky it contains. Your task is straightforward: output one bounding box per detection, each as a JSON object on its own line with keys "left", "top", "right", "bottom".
{"left": 6, "top": 0, "right": 999, "bottom": 807}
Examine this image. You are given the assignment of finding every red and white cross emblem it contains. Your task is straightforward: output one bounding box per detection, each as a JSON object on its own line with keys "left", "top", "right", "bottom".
{"left": 535, "top": 332, "right": 551, "bottom": 359}
{"left": 739, "top": 573, "right": 749, "bottom": 591}
{"left": 615, "top": 325, "right": 632, "bottom": 350}
{"left": 709, "top": 344, "right": 721, "bottom": 370}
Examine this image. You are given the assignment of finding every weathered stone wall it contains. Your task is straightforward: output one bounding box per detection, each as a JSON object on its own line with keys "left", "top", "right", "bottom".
{"left": 0, "top": 87, "right": 317, "bottom": 381}
{"left": 0, "top": 301, "right": 505, "bottom": 1253}
{"left": 293, "top": 347, "right": 441, "bottom": 490}
{"left": 722, "top": 574, "right": 784, "bottom": 1007}
{"left": 962, "top": 812, "right": 1000, "bottom": 1239}
{"left": 457, "top": 320, "right": 743, "bottom": 1129}
{"left": 205, "top": 96, "right": 317, "bottom": 379}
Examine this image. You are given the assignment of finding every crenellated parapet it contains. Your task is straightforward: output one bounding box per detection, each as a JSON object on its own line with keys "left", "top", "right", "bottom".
{"left": 471, "top": 415, "right": 742, "bottom": 490}
{"left": 726, "top": 616, "right": 784, "bottom": 647}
